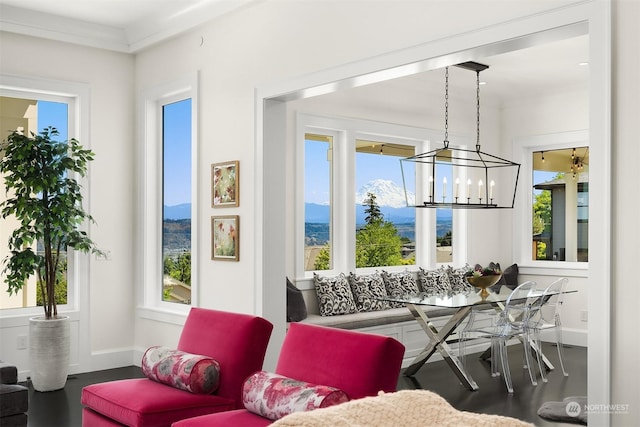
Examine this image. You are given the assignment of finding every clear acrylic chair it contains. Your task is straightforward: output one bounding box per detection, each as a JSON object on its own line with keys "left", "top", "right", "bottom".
{"left": 530, "top": 277, "right": 569, "bottom": 382}
{"left": 460, "top": 281, "right": 543, "bottom": 393}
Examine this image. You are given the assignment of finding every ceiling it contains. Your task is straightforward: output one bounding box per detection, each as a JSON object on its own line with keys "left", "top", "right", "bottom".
{"left": 0, "top": 0, "right": 262, "bottom": 52}
{"left": 0, "top": 0, "right": 589, "bottom": 104}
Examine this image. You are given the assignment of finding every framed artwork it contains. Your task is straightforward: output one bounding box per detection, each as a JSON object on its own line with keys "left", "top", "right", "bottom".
{"left": 212, "top": 215, "right": 239, "bottom": 261}
{"left": 212, "top": 160, "right": 239, "bottom": 207}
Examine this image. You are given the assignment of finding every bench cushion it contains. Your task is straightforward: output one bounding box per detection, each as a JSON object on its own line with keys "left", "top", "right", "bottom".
{"left": 300, "top": 306, "right": 458, "bottom": 330}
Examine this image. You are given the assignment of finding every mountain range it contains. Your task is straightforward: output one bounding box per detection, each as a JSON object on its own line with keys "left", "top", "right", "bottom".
{"left": 307, "top": 179, "right": 451, "bottom": 224}
{"left": 164, "top": 179, "right": 453, "bottom": 224}
{"left": 164, "top": 203, "right": 191, "bottom": 220}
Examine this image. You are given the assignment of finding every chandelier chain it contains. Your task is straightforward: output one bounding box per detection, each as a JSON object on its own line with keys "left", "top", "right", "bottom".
{"left": 444, "top": 67, "right": 449, "bottom": 148}
{"left": 476, "top": 70, "right": 481, "bottom": 152}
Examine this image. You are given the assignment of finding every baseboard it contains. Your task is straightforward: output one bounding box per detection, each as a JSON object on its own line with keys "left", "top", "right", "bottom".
{"left": 539, "top": 327, "right": 587, "bottom": 347}
{"left": 88, "top": 348, "right": 138, "bottom": 372}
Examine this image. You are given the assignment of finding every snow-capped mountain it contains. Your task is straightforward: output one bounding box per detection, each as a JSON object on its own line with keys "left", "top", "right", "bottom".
{"left": 355, "top": 179, "right": 415, "bottom": 207}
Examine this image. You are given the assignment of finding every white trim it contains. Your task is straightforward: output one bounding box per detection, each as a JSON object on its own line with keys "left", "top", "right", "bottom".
{"left": 137, "top": 73, "right": 199, "bottom": 321}
{"left": 0, "top": 74, "right": 93, "bottom": 375}
{"left": 258, "top": 3, "right": 610, "bottom": 424}
{"left": 0, "top": 1, "right": 261, "bottom": 54}
{"left": 513, "top": 129, "right": 590, "bottom": 268}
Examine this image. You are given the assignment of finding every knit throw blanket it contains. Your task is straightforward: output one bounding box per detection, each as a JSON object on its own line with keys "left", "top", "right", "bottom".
{"left": 271, "top": 389, "right": 534, "bottom": 427}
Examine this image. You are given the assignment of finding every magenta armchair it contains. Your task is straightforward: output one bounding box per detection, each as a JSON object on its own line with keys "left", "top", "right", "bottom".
{"left": 173, "top": 322, "right": 405, "bottom": 427}
{"left": 81, "top": 308, "right": 273, "bottom": 427}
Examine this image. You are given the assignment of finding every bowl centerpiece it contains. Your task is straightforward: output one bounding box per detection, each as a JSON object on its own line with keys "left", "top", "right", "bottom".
{"left": 465, "top": 265, "right": 502, "bottom": 298}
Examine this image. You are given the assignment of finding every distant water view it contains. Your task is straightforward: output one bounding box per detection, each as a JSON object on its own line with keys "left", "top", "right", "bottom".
{"left": 305, "top": 219, "right": 451, "bottom": 247}
{"left": 305, "top": 201, "right": 452, "bottom": 246}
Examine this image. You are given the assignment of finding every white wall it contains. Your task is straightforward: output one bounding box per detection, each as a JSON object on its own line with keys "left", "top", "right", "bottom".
{"left": 612, "top": 0, "right": 640, "bottom": 424}
{"left": 133, "top": 0, "right": 566, "bottom": 361}
{"left": 0, "top": 33, "right": 136, "bottom": 373}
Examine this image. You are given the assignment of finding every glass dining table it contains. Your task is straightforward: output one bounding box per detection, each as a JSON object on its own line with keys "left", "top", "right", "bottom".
{"left": 381, "top": 289, "right": 568, "bottom": 391}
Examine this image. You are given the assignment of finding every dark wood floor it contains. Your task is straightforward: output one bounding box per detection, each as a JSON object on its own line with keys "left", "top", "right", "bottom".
{"left": 397, "top": 342, "right": 587, "bottom": 426}
{"left": 23, "top": 342, "right": 585, "bottom": 426}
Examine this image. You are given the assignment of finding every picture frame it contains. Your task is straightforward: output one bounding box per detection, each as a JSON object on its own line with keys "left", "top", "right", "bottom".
{"left": 212, "top": 215, "right": 239, "bottom": 261}
{"left": 212, "top": 160, "right": 239, "bottom": 207}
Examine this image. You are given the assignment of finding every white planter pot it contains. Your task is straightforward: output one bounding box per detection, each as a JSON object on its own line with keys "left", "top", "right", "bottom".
{"left": 29, "top": 315, "right": 70, "bottom": 392}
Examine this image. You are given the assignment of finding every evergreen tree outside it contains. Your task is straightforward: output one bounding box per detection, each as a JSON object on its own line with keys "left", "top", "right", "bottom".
{"left": 363, "top": 192, "right": 383, "bottom": 224}
{"left": 313, "top": 192, "right": 408, "bottom": 270}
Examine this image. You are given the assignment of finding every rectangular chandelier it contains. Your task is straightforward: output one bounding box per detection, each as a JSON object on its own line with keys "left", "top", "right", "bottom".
{"left": 401, "top": 62, "right": 521, "bottom": 209}
{"left": 400, "top": 146, "right": 521, "bottom": 209}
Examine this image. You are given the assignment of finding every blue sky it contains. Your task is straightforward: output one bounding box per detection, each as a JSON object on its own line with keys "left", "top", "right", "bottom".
{"left": 39, "top": 99, "right": 192, "bottom": 207}
{"left": 162, "top": 99, "right": 192, "bottom": 206}
{"left": 38, "top": 101, "right": 68, "bottom": 140}
{"left": 304, "top": 139, "right": 417, "bottom": 205}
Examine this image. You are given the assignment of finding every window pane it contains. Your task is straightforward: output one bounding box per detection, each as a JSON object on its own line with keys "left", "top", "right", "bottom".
{"left": 304, "top": 134, "right": 333, "bottom": 271}
{"left": 0, "top": 98, "right": 69, "bottom": 309}
{"left": 162, "top": 99, "right": 192, "bottom": 303}
{"left": 355, "top": 142, "right": 415, "bottom": 267}
{"left": 532, "top": 147, "right": 588, "bottom": 262}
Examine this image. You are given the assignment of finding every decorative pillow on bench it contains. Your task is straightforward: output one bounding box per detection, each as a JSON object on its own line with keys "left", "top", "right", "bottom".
{"left": 242, "top": 371, "right": 349, "bottom": 421}
{"left": 380, "top": 270, "right": 420, "bottom": 308}
{"left": 418, "top": 267, "right": 451, "bottom": 295}
{"left": 446, "top": 265, "right": 475, "bottom": 294}
{"left": 314, "top": 273, "right": 358, "bottom": 316}
{"left": 493, "top": 263, "right": 518, "bottom": 292}
{"left": 141, "top": 346, "right": 221, "bottom": 394}
{"left": 348, "top": 272, "right": 390, "bottom": 312}
{"left": 287, "top": 277, "right": 308, "bottom": 322}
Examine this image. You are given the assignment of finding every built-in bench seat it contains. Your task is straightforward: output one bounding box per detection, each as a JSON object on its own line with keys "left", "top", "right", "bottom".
{"left": 288, "top": 264, "right": 518, "bottom": 366}
{"left": 299, "top": 306, "right": 459, "bottom": 330}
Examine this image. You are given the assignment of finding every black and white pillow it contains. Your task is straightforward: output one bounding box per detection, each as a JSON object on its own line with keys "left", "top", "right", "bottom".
{"left": 447, "top": 265, "right": 474, "bottom": 294}
{"left": 380, "top": 270, "right": 420, "bottom": 308}
{"left": 313, "top": 273, "right": 358, "bottom": 316}
{"left": 348, "top": 272, "right": 390, "bottom": 312}
{"left": 418, "top": 267, "right": 452, "bottom": 295}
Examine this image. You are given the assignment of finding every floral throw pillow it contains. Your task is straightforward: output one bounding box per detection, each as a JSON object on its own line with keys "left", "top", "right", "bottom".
{"left": 348, "top": 272, "right": 390, "bottom": 312}
{"left": 243, "top": 371, "right": 349, "bottom": 421}
{"left": 380, "top": 270, "right": 420, "bottom": 308}
{"left": 313, "top": 273, "right": 358, "bottom": 316}
{"left": 141, "top": 346, "right": 220, "bottom": 394}
{"left": 418, "top": 267, "right": 452, "bottom": 295}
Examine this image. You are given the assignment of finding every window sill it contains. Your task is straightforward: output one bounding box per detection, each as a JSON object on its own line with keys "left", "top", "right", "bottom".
{"left": 517, "top": 261, "right": 588, "bottom": 278}
{"left": 136, "top": 306, "right": 189, "bottom": 326}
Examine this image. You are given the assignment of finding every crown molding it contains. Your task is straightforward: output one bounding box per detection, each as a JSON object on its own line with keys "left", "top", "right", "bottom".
{"left": 0, "top": 5, "right": 129, "bottom": 52}
{"left": 0, "top": 1, "right": 261, "bottom": 54}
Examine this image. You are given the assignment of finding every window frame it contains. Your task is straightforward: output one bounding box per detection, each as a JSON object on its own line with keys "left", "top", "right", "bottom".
{"left": 0, "top": 77, "right": 89, "bottom": 318}
{"left": 138, "top": 73, "right": 198, "bottom": 321}
{"left": 296, "top": 113, "right": 469, "bottom": 281}
{"left": 513, "top": 129, "right": 589, "bottom": 276}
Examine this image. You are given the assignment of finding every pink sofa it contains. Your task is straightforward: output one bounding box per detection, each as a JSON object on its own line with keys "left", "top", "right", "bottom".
{"left": 81, "top": 308, "right": 273, "bottom": 427}
{"left": 173, "top": 322, "right": 406, "bottom": 427}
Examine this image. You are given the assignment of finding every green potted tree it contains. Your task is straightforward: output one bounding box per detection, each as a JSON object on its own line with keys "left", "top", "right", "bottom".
{"left": 0, "top": 126, "right": 100, "bottom": 391}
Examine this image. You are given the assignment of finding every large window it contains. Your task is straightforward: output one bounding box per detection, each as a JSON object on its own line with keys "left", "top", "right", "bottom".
{"left": 0, "top": 96, "right": 72, "bottom": 311}
{"left": 162, "top": 99, "right": 192, "bottom": 304}
{"left": 299, "top": 114, "right": 459, "bottom": 277}
{"left": 141, "top": 74, "right": 198, "bottom": 315}
{"left": 304, "top": 134, "right": 334, "bottom": 271}
{"left": 355, "top": 141, "right": 416, "bottom": 268}
{"left": 532, "top": 147, "right": 589, "bottom": 262}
